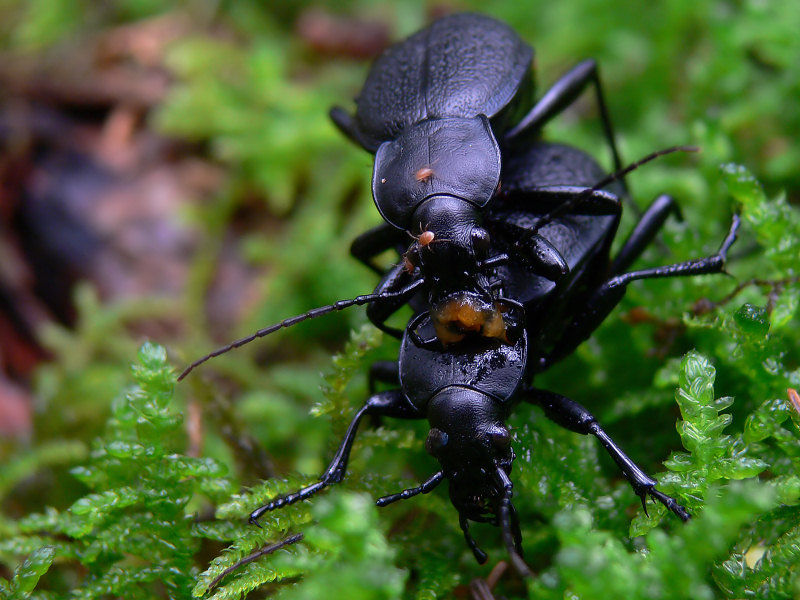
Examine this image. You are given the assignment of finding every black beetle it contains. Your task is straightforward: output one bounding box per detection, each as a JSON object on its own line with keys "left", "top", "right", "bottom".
{"left": 176, "top": 13, "right": 640, "bottom": 379}
{"left": 240, "top": 141, "right": 739, "bottom": 573}
{"left": 176, "top": 12, "right": 740, "bottom": 572}
{"left": 178, "top": 142, "right": 738, "bottom": 383}
{"left": 247, "top": 312, "right": 691, "bottom": 576}
{"left": 333, "top": 13, "right": 627, "bottom": 344}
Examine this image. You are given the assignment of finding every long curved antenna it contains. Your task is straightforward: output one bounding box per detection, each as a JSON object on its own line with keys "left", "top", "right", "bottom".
{"left": 532, "top": 145, "right": 699, "bottom": 235}
{"left": 178, "top": 278, "right": 425, "bottom": 381}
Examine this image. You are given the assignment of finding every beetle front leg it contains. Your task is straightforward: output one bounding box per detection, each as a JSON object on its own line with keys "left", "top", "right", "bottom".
{"left": 350, "top": 222, "right": 409, "bottom": 275}
{"left": 350, "top": 224, "right": 420, "bottom": 340}
{"left": 249, "top": 390, "right": 423, "bottom": 523}
{"left": 365, "top": 263, "right": 422, "bottom": 339}
{"left": 523, "top": 388, "right": 690, "bottom": 521}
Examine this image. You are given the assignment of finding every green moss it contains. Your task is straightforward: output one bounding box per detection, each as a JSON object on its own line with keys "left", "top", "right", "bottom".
{"left": 2, "top": 2, "right": 800, "bottom": 598}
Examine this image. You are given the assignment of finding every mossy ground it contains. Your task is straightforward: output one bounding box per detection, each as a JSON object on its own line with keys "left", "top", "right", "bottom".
{"left": 1, "top": 2, "right": 799, "bottom": 598}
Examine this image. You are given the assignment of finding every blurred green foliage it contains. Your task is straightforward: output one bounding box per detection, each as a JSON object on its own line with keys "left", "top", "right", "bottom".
{"left": 1, "top": 1, "right": 800, "bottom": 598}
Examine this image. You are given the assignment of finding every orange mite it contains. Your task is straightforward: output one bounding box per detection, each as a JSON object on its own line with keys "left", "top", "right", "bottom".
{"left": 788, "top": 388, "right": 800, "bottom": 414}
{"left": 415, "top": 166, "right": 434, "bottom": 182}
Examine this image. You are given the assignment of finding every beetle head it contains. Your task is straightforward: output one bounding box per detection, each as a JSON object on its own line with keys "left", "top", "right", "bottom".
{"left": 425, "top": 387, "right": 514, "bottom": 519}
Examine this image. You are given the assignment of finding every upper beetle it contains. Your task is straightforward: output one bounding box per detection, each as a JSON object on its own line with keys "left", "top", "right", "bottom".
{"left": 333, "top": 13, "right": 625, "bottom": 345}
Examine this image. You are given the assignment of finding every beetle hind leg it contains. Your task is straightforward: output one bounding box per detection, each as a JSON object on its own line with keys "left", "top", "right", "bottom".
{"left": 522, "top": 388, "right": 691, "bottom": 522}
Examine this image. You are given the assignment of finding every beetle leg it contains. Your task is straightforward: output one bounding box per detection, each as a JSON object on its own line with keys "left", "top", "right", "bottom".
{"left": 329, "top": 106, "right": 374, "bottom": 151}
{"left": 366, "top": 261, "right": 423, "bottom": 340}
{"left": 407, "top": 312, "right": 445, "bottom": 350}
{"left": 514, "top": 232, "right": 569, "bottom": 281}
{"left": 610, "top": 194, "right": 681, "bottom": 275}
{"left": 542, "top": 214, "right": 740, "bottom": 367}
{"left": 505, "top": 59, "right": 624, "bottom": 186}
{"left": 350, "top": 223, "right": 419, "bottom": 338}
{"left": 376, "top": 470, "right": 444, "bottom": 507}
{"left": 249, "top": 390, "right": 423, "bottom": 524}
{"left": 460, "top": 514, "right": 489, "bottom": 564}
{"left": 494, "top": 186, "right": 621, "bottom": 216}
{"left": 350, "top": 222, "right": 409, "bottom": 275}
{"left": 523, "top": 389, "right": 690, "bottom": 521}
{"left": 368, "top": 360, "right": 400, "bottom": 394}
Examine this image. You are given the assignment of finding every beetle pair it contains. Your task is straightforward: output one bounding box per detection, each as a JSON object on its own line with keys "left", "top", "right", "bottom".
{"left": 181, "top": 13, "right": 739, "bottom": 573}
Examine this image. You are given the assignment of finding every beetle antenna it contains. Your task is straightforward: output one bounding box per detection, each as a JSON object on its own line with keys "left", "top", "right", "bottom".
{"left": 534, "top": 145, "right": 699, "bottom": 233}
{"left": 592, "top": 144, "right": 698, "bottom": 193}
{"left": 178, "top": 279, "right": 425, "bottom": 381}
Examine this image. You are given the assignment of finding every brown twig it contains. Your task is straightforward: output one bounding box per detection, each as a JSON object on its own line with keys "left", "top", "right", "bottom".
{"left": 207, "top": 532, "right": 304, "bottom": 591}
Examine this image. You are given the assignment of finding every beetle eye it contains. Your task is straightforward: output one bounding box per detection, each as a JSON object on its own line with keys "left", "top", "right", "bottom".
{"left": 425, "top": 428, "right": 449, "bottom": 456}
{"left": 488, "top": 426, "right": 510, "bottom": 449}
{"left": 471, "top": 227, "right": 490, "bottom": 258}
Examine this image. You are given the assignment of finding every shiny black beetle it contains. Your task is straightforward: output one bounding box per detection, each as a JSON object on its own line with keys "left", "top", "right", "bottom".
{"left": 334, "top": 13, "right": 626, "bottom": 344}
{"left": 177, "top": 13, "right": 740, "bottom": 572}
{"left": 177, "top": 13, "right": 637, "bottom": 379}
{"left": 241, "top": 141, "right": 739, "bottom": 573}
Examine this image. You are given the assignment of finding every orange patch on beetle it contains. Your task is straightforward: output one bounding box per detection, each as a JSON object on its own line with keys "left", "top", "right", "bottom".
{"left": 431, "top": 298, "right": 508, "bottom": 345}
{"left": 415, "top": 166, "right": 434, "bottom": 182}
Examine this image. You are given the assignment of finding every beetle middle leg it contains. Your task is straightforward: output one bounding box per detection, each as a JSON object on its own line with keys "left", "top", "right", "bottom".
{"left": 543, "top": 213, "right": 740, "bottom": 367}
{"left": 522, "top": 388, "right": 690, "bottom": 521}
{"left": 505, "top": 59, "right": 624, "bottom": 187}
{"left": 610, "top": 194, "right": 682, "bottom": 274}
{"left": 249, "top": 390, "right": 423, "bottom": 523}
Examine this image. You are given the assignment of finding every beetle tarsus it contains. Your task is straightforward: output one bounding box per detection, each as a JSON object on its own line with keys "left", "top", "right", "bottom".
{"left": 648, "top": 488, "right": 691, "bottom": 522}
